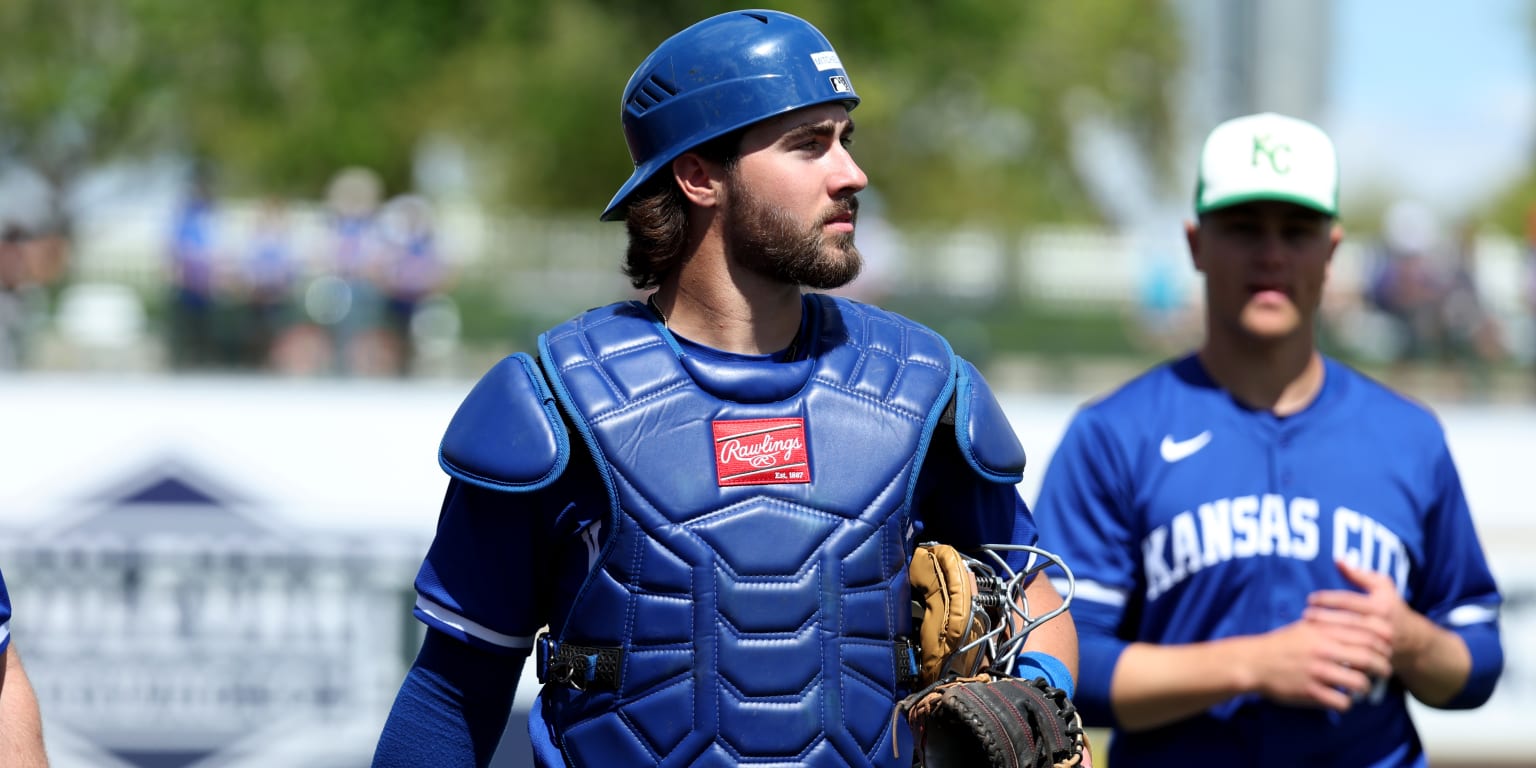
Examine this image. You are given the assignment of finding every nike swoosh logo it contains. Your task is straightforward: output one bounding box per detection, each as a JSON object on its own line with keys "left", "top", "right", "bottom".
{"left": 1160, "top": 431, "right": 1213, "bottom": 462}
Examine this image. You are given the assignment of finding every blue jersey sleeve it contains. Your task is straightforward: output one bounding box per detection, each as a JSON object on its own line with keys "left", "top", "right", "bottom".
{"left": 0, "top": 566, "right": 10, "bottom": 655}
{"left": 1031, "top": 406, "right": 1136, "bottom": 726}
{"left": 414, "top": 479, "right": 556, "bottom": 654}
{"left": 415, "top": 450, "right": 606, "bottom": 655}
{"left": 1410, "top": 436, "right": 1503, "bottom": 708}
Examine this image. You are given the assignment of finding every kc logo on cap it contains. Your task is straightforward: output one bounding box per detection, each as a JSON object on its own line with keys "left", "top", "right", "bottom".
{"left": 1194, "top": 112, "right": 1339, "bottom": 217}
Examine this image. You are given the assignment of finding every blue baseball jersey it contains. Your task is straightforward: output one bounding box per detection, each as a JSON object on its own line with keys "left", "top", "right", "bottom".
{"left": 1032, "top": 354, "right": 1502, "bottom": 768}
{"left": 0, "top": 566, "right": 10, "bottom": 654}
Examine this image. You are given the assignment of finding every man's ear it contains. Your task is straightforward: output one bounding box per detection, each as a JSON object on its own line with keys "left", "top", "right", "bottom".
{"left": 1185, "top": 219, "right": 1205, "bottom": 274}
{"left": 673, "top": 152, "right": 723, "bottom": 209}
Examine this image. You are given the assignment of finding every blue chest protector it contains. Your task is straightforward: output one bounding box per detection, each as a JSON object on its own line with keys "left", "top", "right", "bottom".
{"left": 439, "top": 295, "right": 1025, "bottom": 767}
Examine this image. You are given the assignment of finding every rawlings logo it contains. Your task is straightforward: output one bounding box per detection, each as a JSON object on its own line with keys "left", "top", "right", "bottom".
{"left": 721, "top": 434, "right": 802, "bottom": 467}
{"left": 712, "top": 418, "right": 811, "bottom": 487}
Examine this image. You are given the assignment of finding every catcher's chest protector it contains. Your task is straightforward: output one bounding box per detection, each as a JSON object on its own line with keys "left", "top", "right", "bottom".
{"left": 539, "top": 296, "right": 956, "bottom": 767}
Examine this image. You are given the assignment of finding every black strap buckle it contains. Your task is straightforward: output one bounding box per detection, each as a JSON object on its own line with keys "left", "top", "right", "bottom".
{"left": 895, "top": 636, "right": 921, "bottom": 687}
{"left": 535, "top": 632, "right": 623, "bottom": 691}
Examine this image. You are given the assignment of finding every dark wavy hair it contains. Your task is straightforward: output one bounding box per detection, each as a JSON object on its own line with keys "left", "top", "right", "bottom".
{"left": 621, "top": 131, "right": 743, "bottom": 290}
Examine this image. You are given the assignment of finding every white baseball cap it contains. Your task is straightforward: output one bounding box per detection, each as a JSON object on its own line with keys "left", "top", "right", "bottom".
{"left": 1194, "top": 112, "right": 1338, "bottom": 217}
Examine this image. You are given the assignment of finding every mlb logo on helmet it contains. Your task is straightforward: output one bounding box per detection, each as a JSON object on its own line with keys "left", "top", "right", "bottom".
{"left": 1194, "top": 112, "right": 1339, "bottom": 217}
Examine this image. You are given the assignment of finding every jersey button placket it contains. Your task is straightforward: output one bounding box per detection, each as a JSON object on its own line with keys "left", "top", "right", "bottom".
{"left": 1278, "top": 432, "right": 1293, "bottom": 487}
{"left": 1262, "top": 421, "right": 1285, "bottom": 621}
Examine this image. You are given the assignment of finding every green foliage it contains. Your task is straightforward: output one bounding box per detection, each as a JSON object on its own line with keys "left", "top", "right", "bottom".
{"left": 1487, "top": 175, "right": 1536, "bottom": 240}
{"left": 0, "top": 0, "right": 169, "bottom": 187}
{"left": 0, "top": 1, "right": 1186, "bottom": 226}
{"left": 1483, "top": 3, "right": 1536, "bottom": 238}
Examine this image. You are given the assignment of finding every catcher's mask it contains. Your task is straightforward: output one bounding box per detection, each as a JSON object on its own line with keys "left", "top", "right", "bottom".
{"left": 600, "top": 9, "right": 860, "bottom": 221}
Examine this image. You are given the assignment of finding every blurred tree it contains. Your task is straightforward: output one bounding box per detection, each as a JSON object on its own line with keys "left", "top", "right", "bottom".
{"left": 0, "top": 0, "right": 1183, "bottom": 227}
{"left": 0, "top": 0, "right": 175, "bottom": 231}
{"left": 1486, "top": 3, "right": 1536, "bottom": 237}
{"left": 430, "top": 0, "right": 1185, "bottom": 227}
{"left": 134, "top": 0, "right": 489, "bottom": 198}
{"left": 1489, "top": 176, "right": 1536, "bottom": 239}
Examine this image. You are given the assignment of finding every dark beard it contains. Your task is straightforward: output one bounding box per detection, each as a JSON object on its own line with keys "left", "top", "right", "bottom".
{"left": 722, "top": 185, "right": 862, "bottom": 290}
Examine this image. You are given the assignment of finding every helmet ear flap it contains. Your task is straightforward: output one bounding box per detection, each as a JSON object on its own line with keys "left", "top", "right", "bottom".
{"left": 600, "top": 10, "right": 860, "bottom": 221}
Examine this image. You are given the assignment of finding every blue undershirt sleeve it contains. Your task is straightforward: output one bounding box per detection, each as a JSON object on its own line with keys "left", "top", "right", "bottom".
{"left": 1445, "top": 621, "right": 1503, "bottom": 709}
{"left": 372, "top": 629, "right": 526, "bottom": 768}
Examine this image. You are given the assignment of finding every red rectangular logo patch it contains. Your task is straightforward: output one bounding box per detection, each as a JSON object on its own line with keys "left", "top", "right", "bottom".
{"left": 712, "top": 417, "right": 811, "bottom": 487}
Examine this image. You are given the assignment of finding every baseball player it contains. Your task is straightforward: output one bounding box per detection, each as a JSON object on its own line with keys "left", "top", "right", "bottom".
{"left": 1030, "top": 112, "right": 1504, "bottom": 767}
{"left": 0, "top": 566, "right": 47, "bottom": 766}
{"left": 371, "top": 9, "right": 1079, "bottom": 768}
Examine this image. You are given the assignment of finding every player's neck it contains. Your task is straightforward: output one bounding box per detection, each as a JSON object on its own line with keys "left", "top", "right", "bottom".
{"left": 654, "top": 264, "right": 803, "bottom": 356}
{"left": 1198, "top": 338, "right": 1324, "bottom": 417}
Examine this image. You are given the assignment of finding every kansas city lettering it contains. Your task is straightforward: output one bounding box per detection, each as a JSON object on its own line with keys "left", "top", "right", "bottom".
{"left": 1143, "top": 495, "right": 1409, "bottom": 600}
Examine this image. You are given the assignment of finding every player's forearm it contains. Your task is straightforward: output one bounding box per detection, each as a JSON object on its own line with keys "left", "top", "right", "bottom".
{"left": 1109, "top": 638, "right": 1258, "bottom": 731}
{"left": 1392, "top": 611, "right": 1472, "bottom": 707}
{"left": 1020, "top": 576, "right": 1079, "bottom": 685}
{"left": 0, "top": 646, "right": 49, "bottom": 768}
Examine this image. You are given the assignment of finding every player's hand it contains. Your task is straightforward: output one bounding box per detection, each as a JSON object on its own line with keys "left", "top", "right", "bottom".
{"left": 1307, "top": 560, "right": 1413, "bottom": 669}
{"left": 1247, "top": 614, "right": 1391, "bottom": 711}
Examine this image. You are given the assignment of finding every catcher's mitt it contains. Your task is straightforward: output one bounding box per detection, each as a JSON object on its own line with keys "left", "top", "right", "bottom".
{"left": 899, "top": 673, "right": 1085, "bottom": 768}
{"left": 896, "top": 543, "right": 1086, "bottom": 768}
{"left": 908, "top": 542, "right": 990, "bottom": 685}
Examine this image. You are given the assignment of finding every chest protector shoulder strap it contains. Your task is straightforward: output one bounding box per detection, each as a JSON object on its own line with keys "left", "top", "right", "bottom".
{"left": 535, "top": 295, "right": 956, "bottom": 767}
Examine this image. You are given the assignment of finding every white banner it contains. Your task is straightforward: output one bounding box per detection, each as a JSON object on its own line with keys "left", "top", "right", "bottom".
{"left": 0, "top": 378, "right": 1529, "bottom": 766}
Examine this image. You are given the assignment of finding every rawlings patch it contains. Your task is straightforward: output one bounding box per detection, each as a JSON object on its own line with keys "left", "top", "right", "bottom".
{"left": 712, "top": 418, "right": 811, "bottom": 487}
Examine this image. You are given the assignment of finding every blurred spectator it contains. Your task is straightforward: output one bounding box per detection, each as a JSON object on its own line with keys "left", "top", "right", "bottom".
{"left": 1365, "top": 200, "right": 1447, "bottom": 365}
{"left": 167, "top": 172, "right": 222, "bottom": 370}
{"left": 0, "top": 169, "right": 69, "bottom": 371}
{"left": 239, "top": 197, "right": 299, "bottom": 369}
{"left": 316, "top": 167, "right": 390, "bottom": 376}
{"left": 0, "top": 226, "right": 44, "bottom": 370}
{"left": 375, "top": 194, "right": 448, "bottom": 376}
{"left": 1439, "top": 219, "right": 1503, "bottom": 398}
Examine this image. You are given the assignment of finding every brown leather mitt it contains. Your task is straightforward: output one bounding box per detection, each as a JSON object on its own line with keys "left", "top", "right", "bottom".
{"left": 908, "top": 543, "right": 989, "bottom": 685}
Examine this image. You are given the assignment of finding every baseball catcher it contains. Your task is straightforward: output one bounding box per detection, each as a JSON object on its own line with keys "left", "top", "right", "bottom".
{"left": 896, "top": 543, "right": 1088, "bottom": 768}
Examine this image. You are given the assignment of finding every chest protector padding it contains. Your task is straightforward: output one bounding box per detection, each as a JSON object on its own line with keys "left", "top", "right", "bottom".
{"left": 537, "top": 295, "right": 956, "bottom": 767}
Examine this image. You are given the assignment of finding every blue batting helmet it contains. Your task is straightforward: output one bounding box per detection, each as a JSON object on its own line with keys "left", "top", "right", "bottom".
{"left": 599, "top": 9, "right": 860, "bottom": 221}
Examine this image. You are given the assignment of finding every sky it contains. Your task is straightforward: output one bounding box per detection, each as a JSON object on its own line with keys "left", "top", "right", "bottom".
{"left": 1326, "top": 0, "right": 1536, "bottom": 220}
